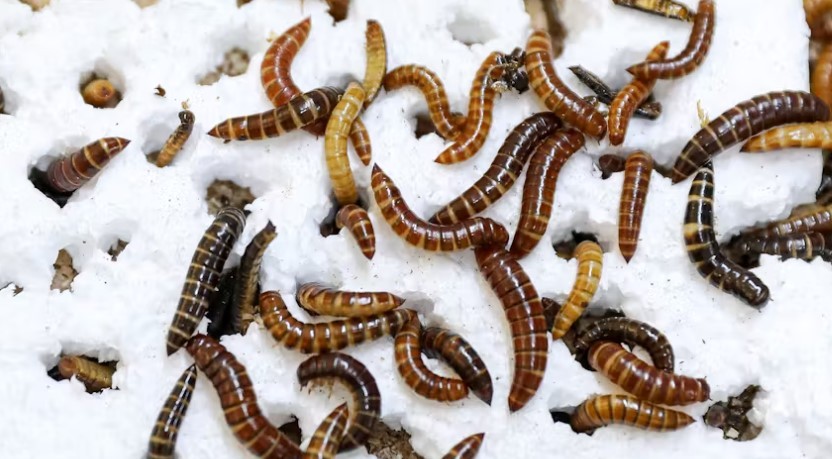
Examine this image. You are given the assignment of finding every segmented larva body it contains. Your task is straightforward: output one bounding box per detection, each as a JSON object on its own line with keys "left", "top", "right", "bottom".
{"left": 336, "top": 204, "right": 376, "bottom": 260}
{"left": 231, "top": 221, "right": 277, "bottom": 335}
{"left": 525, "top": 30, "right": 607, "bottom": 139}
{"left": 81, "top": 79, "right": 118, "bottom": 108}
{"left": 474, "top": 245, "right": 548, "bottom": 412}
{"left": 588, "top": 341, "right": 710, "bottom": 406}
{"left": 618, "top": 151, "right": 653, "bottom": 262}
{"left": 147, "top": 365, "right": 197, "bottom": 459}
{"left": 626, "top": 0, "right": 715, "bottom": 80}
{"left": 395, "top": 316, "right": 469, "bottom": 402}
{"left": 805, "top": 0, "right": 832, "bottom": 39}
{"left": 741, "top": 204, "right": 832, "bottom": 240}
{"left": 45, "top": 137, "right": 131, "bottom": 194}
{"left": 740, "top": 122, "right": 832, "bottom": 152}
{"left": 442, "top": 433, "right": 485, "bottom": 459}
{"left": 186, "top": 335, "right": 302, "bottom": 459}
{"left": 429, "top": 112, "right": 561, "bottom": 224}
{"left": 156, "top": 110, "right": 195, "bottom": 167}
{"left": 261, "top": 18, "right": 311, "bottom": 109}
{"left": 812, "top": 43, "right": 832, "bottom": 108}
{"left": 383, "top": 65, "right": 465, "bottom": 140}
{"left": 371, "top": 165, "right": 510, "bottom": 251}
{"left": 422, "top": 327, "right": 493, "bottom": 405}
{"left": 510, "top": 128, "right": 586, "bottom": 258}
{"left": 304, "top": 403, "right": 349, "bottom": 459}
{"left": 550, "top": 241, "right": 603, "bottom": 340}
{"left": 598, "top": 154, "right": 626, "bottom": 179}
{"left": 608, "top": 42, "right": 669, "bottom": 146}
{"left": 326, "top": 82, "right": 365, "bottom": 205}
{"left": 571, "top": 394, "right": 695, "bottom": 433}
{"left": 296, "top": 282, "right": 404, "bottom": 317}
{"left": 166, "top": 207, "right": 246, "bottom": 355}
{"left": 612, "top": 0, "right": 694, "bottom": 21}
{"left": 207, "top": 87, "right": 343, "bottom": 141}
{"left": 260, "top": 290, "right": 414, "bottom": 354}
{"left": 349, "top": 118, "right": 372, "bottom": 166}
{"left": 734, "top": 231, "right": 832, "bottom": 262}
{"left": 568, "top": 65, "right": 663, "bottom": 120}
{"left": 297, "top": 352, "right": 381, "bottom": 452}
{"left": 362, "top": 20, "right": 387, "bottom": 107}
{"left": 0, "top": 85, "right": 4, "bottom": 113}
{"left": 684, "top": 162, "right": 770, "bottom": 307}
{"left": 573, "top": 317, "right": 675, "bottom": 372}
{"left": 57, "top": 356, "right": 115, "bottom": 392}
{"left": 671, "top": 91, "right": 831, "bottom": 183}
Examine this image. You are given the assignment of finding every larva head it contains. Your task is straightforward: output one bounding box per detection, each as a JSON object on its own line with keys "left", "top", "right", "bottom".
{"left": 481, "top": 218, "right": 510, "bottom": 247}
{"left": 184, "top": 334, "right": 222, "bottom": 371}
{"left": 741, "top": 281, "right": 770, "bottom": 309}
{"left": 179, "top": 110, "right": 195, "bottom": 125}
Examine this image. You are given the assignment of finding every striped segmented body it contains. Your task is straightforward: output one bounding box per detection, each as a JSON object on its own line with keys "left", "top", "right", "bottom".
{"left": 551, "top": 241, "right": 603, "bottom": 339}
{"left": 362, "top": 20, "right": 387, "bottom": 107}
{"left": 349, "top": 118, "right": 372, "bottom": 165}
{"left": 336, "top": 204, "right": 376, "bottom": 259}
{"left": 422, "top": 327, "right": 493, "bottom": 405}
{"left": 598, "top": 154, "right": 626, "bottom": 179}
{"left": 261, "top": 18, "right": 312, "bottom": 109}
{"left": 571, "top": 394, "right": 695, "bottom": 433}
{"left": 231, "top": 221, "right": 277, "bottom": 335}
{"left": 608, "top": 42, "right": 669, "bottom": 145}
{"left": 57, "top": 356, "right": 114, "bottom": 392}
{"left": 805, "top": 0, "right": 832, "bottom": 39}
{"left": 303, "top": 403, "right": 349, "bottom": 459}
{"left": 612, "top": 0, "right": 694, "bottom": 21}
{"left": 568, "top": 65, "right": 663, "bottom": 120}
{"left": 156, "top": 110, "right": 195, "bottom": 167}
{"left": 442, "top": 433, "right": 485, "bottom": 459}
{"left": 325, "top": 82, "right": 364, "bottom": 205}
{"left": 740, "top": 122, "right": 832, "bottom": 152}
{"left": 147, "top": 365, "right": 197, "bottom": 459}
{"left": 573, "top": 317, "right": 675, "bottom": 372}
{"left": 814, "top": 43, "right": 832, "bottom": 109}
{"left": 382, "top": 65, "right": 466, "bottom": 140}
{"left": 740, "top": 204, "right": 832, "bottom": 240}
{"left": 296, "top": 282, "right": 404, "bottom": 317}
{"left": 395, "top": 316, "right": 469, "bottom": 402}
{"left": 618, "top": 151, "right": 653, "bottom": 262}
{"left": 733, "top": 231, "right": 832, "bottom": 262}
{"left": 45, "top": 137, "right": 130, "bottom": 193}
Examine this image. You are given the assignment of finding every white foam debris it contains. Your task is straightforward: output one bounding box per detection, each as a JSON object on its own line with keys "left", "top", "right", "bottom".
{"left": 0, "top": 0, "right": 828, "bottom": 458}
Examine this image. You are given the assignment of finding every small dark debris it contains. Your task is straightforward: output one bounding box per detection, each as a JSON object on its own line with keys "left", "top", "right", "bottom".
{"left": 365, "top": 420, "right": 423, "bottom": 459}
{"left": 704, "top": 385, "right": 764, "bottom": 442}
{"left": 108, "top": 239, "right": 128, "bottom": 261}
{"left": 278, "top": 416, "right": 303, "bottom": 445}
{"left": 51, "top": 249, "right": 77, "bottom": 292}
{"left": 550, "top": 407, "right": 574, "bottom": 426}
{"left": 205, "top": 180, "right": 256, "bottom": 216}
{"left": 154, "top": 85, "right": 166, "bottom": 97}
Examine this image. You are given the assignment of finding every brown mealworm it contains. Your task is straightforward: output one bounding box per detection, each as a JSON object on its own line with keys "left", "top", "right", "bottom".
{"left": 608, "top": 42, "right": 669, "bottom": 145}
{"left": 573, "top": 317, "right": 675, "bottom": 372}
{"left": 551, "top": 241, "right": 603, "bottom": 339}
{"left": 618, "top": 151, "right": 653, "bottom": 262}
{"left": 336, "top": 204, "right": 376, "bottom": 260}
{"left": 383, "top": 65, "right": 466, "bottom": 140}
{"left": 45, "top": 137, "right": 131, "bottom": 194}
{"left": 740, "top": 122, "right": 832, "bottom": 152}
{"left": 57, "top": 356, "right": 114, "bottom": 392}
{"left": 303, "top": 403, "right": 349, "bottom": 459}
{"left": 733, "top": 230, "right": 832, "bottom": 262}
{"left": 612, "top": 0, "right": 695, "bottom": 21}
{"left": 156, "top": 110, "right": 195, "bottom": 167}
{"left": 812, "top": 43, "right": 832, "bottom": 108}
{"left": 422, "top": 327, "right": 493, "bottom": 405}
{"left": 442, "top": 433, "right": 485, "bottom": 459}
{"left": 571, "top": 394, "right": 695, "bottom": 433}
{"left": 231, "top": 221, "right": 277, "bottom": 335}
{"left": 261, "top": 18, "right": 311, "bottom": 109}
{"left": 296, "top": 282, "right": 404, "bottom": 317}
{"left": 147, "top": 365, "right": 197, "bottom": 459}
{"left": 348, "top": 117, "right": 372, "bottom": 166}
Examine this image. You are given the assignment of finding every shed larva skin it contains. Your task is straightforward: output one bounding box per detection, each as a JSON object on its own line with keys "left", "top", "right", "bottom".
{"left": 304, "top": 403, "right": 349, "bottom": 459}
{"left": 684, "top": 163, "right": 770, "bottom": 308}
{"left": 57, "top": 356, "right": 115, "bottom": 392}
{"left": 608, "top": 42, "right": 669, "bottom": 146}
{"left": 733, "top": 231, "right": 832, "bottom": 262}
{"left": 510, "top": 128, "right": 586, "bottom": 258}
{"left": 382, "top": 65, "right": 466, "bottom": 140}
{"left": 626, "top": 0, "right": 715, "bottom": 80}
{"left": 611, "top": 0, "right": 694, "bottom": 22}
{"left": 207, "top": 86, "right": 343, "bottom": 141}
{"left": 813, "top": 43, "right": 832, "bottom": 108}
{"left": 297, "top": 352, "right": 381, "bottom": 452}
{"left": 588, "top": 341, "right": 710, "bottom": 406}
{"left": 568, "top": 66, "right": 663, "bottom": 120}
{"left": 805, "top": 0, "right": 832, "bottom": 39}
{"left": 573, "top": 317, "right": 675, "bottom": 372}
{"left": 371, "top": 165, "right": 510, "bottom": 252}
{"left": 185, "top": 335, "right": 302, "bottom": 459}
{"left": 45, "top": 137, "right": 130, "bottom": 193}
{"left": 429, "top": 112, "right": 561, "bottom": 225}
{"left": 525, "top": 30, "right": 607, "bottom": 139}
{"left": 261, "top": 18, "right": 311, "bottom": 110}
{"left": 618, "top": 151, "right": 654, "bottom": 262}
{"left": 349, "top": 117, "right": 372, "bottom": 166}
{"left": 598, "top": 154, "right": 626, "bottom": 179}
{"left": 551, "top": 241, "right": 603, "bottom": 340}
{"left": 296, "top": 282, "right": 404, "bottom": 317}
{"left": 335, "top": 204, "right": 376, "bottom": 259}
{"left": 395, "top": 316, "right": 469, "bottom": 402}
{"left": 156, "top": 110, "right": 195, "bottom": 167}
{"left": 231, "top": 221, "right": 277, "bottom": 335}
{"left": 326, "top": 82, "right": 365, "bottom": 205}
{"left": 474, "top": 245, "right": 548, "bottom": 412}
{"left": 442, "top": 433, "right": 485, "bottom": 459}
{"left": 740, "top": 122, "right": 832, "bottom": 152}
{"left": 362, "top": 20, "right": 386, "bottom": 108}
{"left": 147, "top": 365, "right": 197, "bottom": 459}
{"left": 671, "top": 91, "right": 831, "bottom": 183}
{"left": 422, "top": 327, "right": 493, "bottom": 405}
{"left": 570, "top": 394, "right": 695, "bottom": 434}
{"left": 166, "top": 207, "right": 246, "bottom": 355}
{"left": 260, "top": 290, "right": 414, "bottom": 354}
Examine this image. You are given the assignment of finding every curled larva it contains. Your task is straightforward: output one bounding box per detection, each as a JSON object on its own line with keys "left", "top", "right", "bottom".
{"left": 383, "top": 65, "right": 466, "bottom": 140}
{"left": 336, "top": 204, "right": 376, "bottom": 260}
{"left": 573, "top": 317, "right": 675, "bottom": 372}
{"left": 422, "top": 326, "right": 493, "bottom": 405}
{"left": 261, "top": 18, "right": 311, "bottom": 109}
{"left": 608, "top": 42, "right": 669, "bottom": 146}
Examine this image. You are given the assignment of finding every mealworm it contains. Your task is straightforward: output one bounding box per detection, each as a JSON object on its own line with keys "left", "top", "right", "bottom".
{"left": 429, "top": 112, "right": 561, "bottom": 224}
{"left": 206, "top": 268, "right": 237, "bottom": 339}
{"left": 231, "top": 221, "right": 277, "bottom": 335}
{"left": 325, "top": 0, "right": 349, "bottom": 21}
{"left": 740, "top": 122, "right": 832, "bottom": 152}
{"left": 260, "top": 290, "right": 414, "bottom": 354}
{"left": 304, "top": 403, "right": 349, "bottom": 459}
{"left": 551, "top": 241, "right": 603, "bottom": 339}
{"left": 363, "top": 20, "right": 387, "bottom": 107}
{"left": 186, "top": 334, "right": 302, "bottom": 459}
{"left": 684, "top": 162, "right": 770, "bottom": 307}
{"left": 598, "top": 154, "right": 626, "bottom": 179}
{"left": 336, "top": 204, "right": 376, "bottom": 260}
{"left": 296, "top": 282, "right": 404, "bottom": 317}
{"left": 568, "top": 65, "right": 663, "bottom": 120}
{"left": 812, "top": 43, "right": 832, "bottom": 108}
{"left": 147, "top": 365, "right": 197, "bottom": 459}
{"left": 573, "top": 317, "right": 675, "bottom": 372}
{"left": 349, "top": 118, "right": 372, "bottom": 166}
{"left": 156, "top": 110, "right": 195, "bottom": 167}
{"left": 733, "top": 231, "right": 832, "bottom": 262}
{"left": 166, "top": 207, "right": 246, "bottom": 355}
{"left": 442, "top": 433, "right": 485, "bottom": 459}
{"left": 618, "top": 151, "right": 653, "bottom": 262}
{"left": 510, "top": 128, "right": 585, "bottom": 258}
{"left": 82, "top": 79, "right": 118, "bottom": 108}
{"left": 0, "top": 85, "right": 4, "bottom": 113}
{"left": 422, "top": 327, "right": 493, "bottom": 405}
{"left": 626, "top": 0, "right": 715, "bottom": 80}
{"left": 608, "top": 42, "right": 669, "bottom": 145}
{"left": 474, "top": 245, "right": 548, "bottom": 412}
{"left": 57, "top": 356, "right": 114, "bottom": 392}
{"left": 671, "top": 91, "right": 830, "bottom": 183}
{"left": 739, "top": 203, "right": 832, "bottom": 240}
{"left": 611, "top": 0, "right": 694, "bottom": 21}
{"left": 395, "top": 316, "right": 469, "bottom": 402}
{"left": 261, "top": 18, "right": 311, "bottom": 109}
{"left": 297, "top": 352, "right": 381, "bottom": 452}
{"left": 326, "top": 82, "right": 364, "bottom": 205}
{"left": 382, "top": 65, "right": 466, "bottom": 140}
{"left": 571, "top": 394, "right": 695, "bottom": 433}
{"left": 525, "top": 30, "right": 607, "bottom": 139}
{"left": 805, "top": 0, "right": 832, "bottom": 39}
{"left": 45, "top": 137, "right": 131, "bottom": 194}
{"left": 371, "top": 164, "right": 510, "bottom": 251}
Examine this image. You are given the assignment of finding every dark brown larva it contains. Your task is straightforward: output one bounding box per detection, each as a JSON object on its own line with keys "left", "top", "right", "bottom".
{"left": 573, "top": 317, "right": 675, "bottom": 372}
{"left": 45, "top": 137, "right": 131, "bottom": 194}
{"left": 422, "top": 327, "right": 493, "bottom": 405}
{"left": 186, "top": 334, "right": 302, "bottom": 459}
{"left": 442, "top": 433, "right": 485, "bottom": 459}
{"left": 166, "top": 207, "right": 246, "bottom": 355}
{"left": 474, "top": 244, "right": 548, "bottom": 412}
{"left": 598, "top": 154, "right": 626, "bottom": 179}
{"left": 611, "top": 0, "right": 695, "bottom": 21}
{"left": 147, "top": 365, "right": 197, "bottom": 459}
{"left": 57, "top": 356, "right": 114, "bottom": 392}
{"left": 571, "top": 394, "right": 695, "bottom": 433}
{"left": 231, "top": 221, "right": 277, "bottom": 335}
{"left": 805, "top": 0, "right": 832, "bottom": 39}
{"left": 336, "top": 204, "right": 376, "bottom": 260}
{"left": 608, "top": 42, "right": 669, "bottom": 146}
{"left": 382, "top": 65, "right": 466, "bottom": 140}
{"left": 738, "top": 204, "right": 832, "bottom": 241}
{"left": 296, "top": 282, "right": 405, "bottom": 317}
{"left": 261, "top": 18, "right": 311, "bottom": 109}
{"left": 733, "top": 231, "right": 832, "bottom": 262}
{"left": 297, "top": 352, "right": 381, "bottom": 452}
{"left": 156, "top": 110, "right": 195, "bottom": 167}
{"left": 304, "top": 403, "right": 349, "bottom": 459}
{"left": 618, "top": 151, "right": 653, "bottom": 262}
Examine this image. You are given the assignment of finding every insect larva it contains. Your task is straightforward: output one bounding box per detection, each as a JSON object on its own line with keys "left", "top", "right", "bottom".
{"left": 550, "top": 241, "right": 603, "bottom": 340}
{"left": 261, "top": 18, "right": 311, "bottom": 109}
{"left": 156, "top": 110, "right": 195, "bottom": 167}
{"left": 510, "top": 128, "right": 585, "bottom": 258}
{"left": 185, "top": 334, "right": 302, "bottom": 459}
{"left": 820, "top": 152, "right": 832, "bottom": 203}
{"left": 297, "top": 352, "right": 381, "bottom": 452}
{"left": 588, "top": 341, "right": 709, "bottom": 406}
{"left": 429, "top": 112, "right": 561, "bottom": 224}
{"left": 206, "top": 269, "right": 238, "bottom": 339}
{"left": 147, "top": 365, "right": 197, "bottom": 459}
{"left": 383, "top": 65, "right": 466, "bottom": 140}
{"left": 260, "top": 290, "right": 414, "bottom": 354}
{"left": 335, "top": 204, "right": 376, "bottom": 259}
{"left": 57, "top": 356, "right": 115, "bottom": 392}
{"left": 362, "top": 20, "right": 386, "bottom": 108}
{"left": 684, "top": 162, "right": 770, "bottom": 307}
{"left": 618, "top": 151, "right": 653, "bottom": 262}
{"left": 573, "top": 317, "right": 675, "bottom": 372}
{"left": 207, "top": 86, "right": 343, "bottom": 141}
{"left": 733, "top": 231, "right": 832, "bottom": 262}
{"left": 231, "top": 221, "right": 277, "bottom": 335}
{"left": 349, "top": 118, "right": 372, "bottom": 166}
{"left": 626, "top": 0, "right": 715, "bottom": 80}
{"left": 805, "top": 0, "right": 832, "bottom": 39}
{"left": 571, "top": 394, "right": 695, "bottom": 433}
{"left": 296, "top": 282, "right": 404, "bottom": 317}
{"left": 608, "top": 42, "right": 669, "bottom": 146}
{"left": 326, "top": 82, "right": 364, "bottom": 205}
{"left": 422, "top": 327, "right": 493, "bottom": 405}
{"left": 166, "top": 207, "right": 246, "bottom": 355}
{"left": 598, "top": 154, "right": 626, "bottom": 179}
{"left": 45, "top": 137, "right": 131, "bottom": 194}
{"left": 812, "top": 43, "right": 832, "bottom": 108}
{"left": 611, "top": 0, "right": 694, "bottom": 21}
{"left": 0, "top": 84, "right": 4, "bottom": 113}
{"left": 474, "top": 245, "right": 548, "bottom": 412}
{"left": 81, "top": 79, "right": 118, "bottom": 108}
{"left": 304, "top": 403, "right": 349, "bottom": 459}
{"left": 740, "top": 122, "right": 832, "bottom": 152}
{"left": 671, "top": 91, "right": 830, "bottom": 183}
{"left": 525, "top": 30, "right": 607, "bottom": 139}
{"left": 568, "top": 65, "right": 662, "bottom": 120}
{"left": 371, "top": 164, "right": 510, "bottom": 251}
{"left": 442, "top": 433, "right": 485, "bottom": 459}
{"left": 739, "top": 203, "right": 832, "bottom": 241}
{"left": 325, "top": 0, "right": 349, "bottom": 21}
